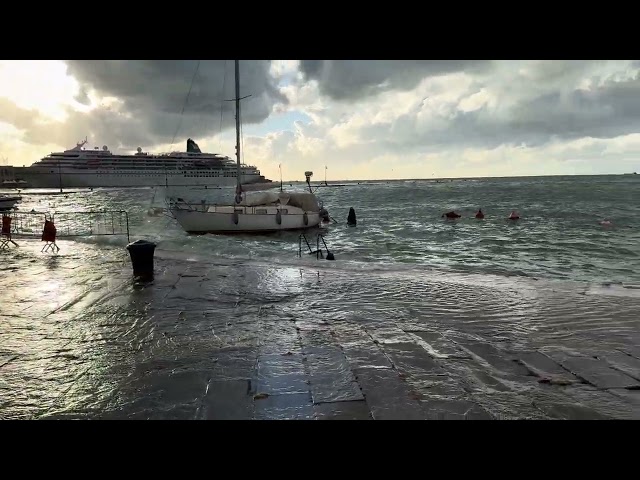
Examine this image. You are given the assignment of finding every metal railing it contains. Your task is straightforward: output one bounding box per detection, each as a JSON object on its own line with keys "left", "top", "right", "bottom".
{"left": 167, "top": 198, "right": 293, "bottom": 217}
{"left": 4, "top": 210, "right": 130, "bottom": 243}
{"left": 298, "top": 232, "right": 334, "bottom": 260}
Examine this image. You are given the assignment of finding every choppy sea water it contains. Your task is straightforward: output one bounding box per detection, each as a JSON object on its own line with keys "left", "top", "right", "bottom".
{"left": 4, "top": 174, "right": 639, "bottom": 286}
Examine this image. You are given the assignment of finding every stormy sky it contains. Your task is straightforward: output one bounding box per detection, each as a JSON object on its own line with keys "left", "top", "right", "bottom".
{"left": 1, "top": 60, "right": 639, "bottom": 179}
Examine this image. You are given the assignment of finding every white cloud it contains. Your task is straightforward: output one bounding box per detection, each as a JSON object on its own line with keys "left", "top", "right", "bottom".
{"left": 270, "top": 60, "right": 300, "bottom": 79}
{"left": 0, "top": 60, "right": 83, "bottom": 121}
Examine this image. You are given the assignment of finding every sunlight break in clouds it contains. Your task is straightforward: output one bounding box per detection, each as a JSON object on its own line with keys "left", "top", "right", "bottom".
{"left": 1, "top": 60, "right": 640, "bottom": 179}
{"left": 0, "top": 60, "right": 90, "bottom": 121}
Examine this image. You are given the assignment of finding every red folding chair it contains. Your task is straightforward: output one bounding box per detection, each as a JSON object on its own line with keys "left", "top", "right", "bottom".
{"left": 41, "top": 215, "right": 59, "bottom": 252}
{"left": 0, "top": 214, "right": 18, "bottom": 249}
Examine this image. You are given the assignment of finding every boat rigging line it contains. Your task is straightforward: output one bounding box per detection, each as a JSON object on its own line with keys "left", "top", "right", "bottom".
{"left": 170, "top": 60, "right": 201, "bottom": 151}
{"left": 218, "top": 60, "right": 227, "bottom": 153}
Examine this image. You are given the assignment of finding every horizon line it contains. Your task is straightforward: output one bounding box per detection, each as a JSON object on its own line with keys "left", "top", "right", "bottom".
{"left": 283, "top": 172, "right": 638, "bottom": 183}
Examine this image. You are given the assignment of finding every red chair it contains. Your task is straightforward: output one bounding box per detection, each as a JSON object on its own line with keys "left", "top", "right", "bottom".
{"left": 0, "top": 214, "right": 18, "bottom": 249}
{"left": 41, "top": 215, "right": 59, "bottom": 252}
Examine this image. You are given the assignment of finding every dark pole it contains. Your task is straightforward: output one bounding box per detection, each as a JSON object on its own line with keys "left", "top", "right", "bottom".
{"left": 58, "top": 157, "right": 62, "bottom": 193}
{"left": 235, "top": 60, "right": 241, "bottom": 199}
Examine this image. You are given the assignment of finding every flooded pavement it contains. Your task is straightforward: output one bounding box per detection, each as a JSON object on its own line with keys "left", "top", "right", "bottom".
{"left": 1, "top": 241, "right": 640, "bottom": 419}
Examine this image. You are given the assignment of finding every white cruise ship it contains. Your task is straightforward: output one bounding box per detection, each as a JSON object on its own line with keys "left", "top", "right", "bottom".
{"left": 14, "top": 138, "right": 274, "bottom": 189}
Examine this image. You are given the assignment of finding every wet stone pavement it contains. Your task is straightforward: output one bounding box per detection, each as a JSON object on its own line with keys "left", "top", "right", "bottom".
{"left": 2, "top": 248, "right": 640, "bottom": 420}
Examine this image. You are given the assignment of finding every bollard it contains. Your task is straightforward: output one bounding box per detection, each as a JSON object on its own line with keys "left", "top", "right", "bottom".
{"left": 347, "top": 207, "right": 357, "bottom": 226}
{"left": 326, "top": 252, "right": 335, "bottom": 261}
{"left": 126, "top": 239, "right": 156, "bottom": 281}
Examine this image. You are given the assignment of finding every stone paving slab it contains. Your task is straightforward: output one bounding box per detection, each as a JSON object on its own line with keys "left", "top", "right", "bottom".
{"left": 620, "top": 346, "right": 640, "bottom": 360}
{"left": 453, "top": 341, "right": 532, "bottom": 378}
{"left": 442, "top": 358, "right": 514, "bottom": 394}
{"left": 600, "top": 352, "right": 640, "bottom": 382}
{"left": 515, "top": 351, "right": 581, "bottom": 385}
{"left": 255, "top": 353, "right": 309, "bottom": 395}
{"left": 313, "top": 400, "right": 372, "bottom": 420}
{"left": 366, "top": 326, "right": 417, "bottom": 345}
{"left": 254, "top": 392, "right": 315, "bottom": 420}
{"left": 608, "top": 388, "right": 640, "bottom": 406}
{"left": 198, "top": 380, "right": 254, "bottom": 420}
{"left": 353, "top": 368, "right": 425, "bottom": 420}
{"left": 341, "top": 343, "right": 394, "bottom": 371}
{"left": 551, "top": 355, "right": 640, "bottom": 390}
{"left": 469, "top": 392, "right": 551, "bottom": 420}
{"left": 559, "top": 385, "right": 640, "bottom": 420}
{"left": 409, "top": 331, "right": 471, "bottom": 359}
{"left": 382, "top": 342, "right": 447, "bottom": 376}
{"left": 528, "top": 391, "right": 612, "bottom": 420}
{"left": 301, "top": 335, "right": 364, "bottom": 404}
{"left": 420, "top": 398, "right": 494, "bottom": 420}
{"left": 402, "top": 373, "right": 469, "bottom": 399}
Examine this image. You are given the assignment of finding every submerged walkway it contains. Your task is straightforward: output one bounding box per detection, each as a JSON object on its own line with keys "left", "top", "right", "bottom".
{"left": 1, "top": 245, "right": 640, "bottom": 419}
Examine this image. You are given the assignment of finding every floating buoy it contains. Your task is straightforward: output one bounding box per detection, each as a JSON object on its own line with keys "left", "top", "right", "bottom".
{"left": 347, "top": 207, "right": 357, "bottom": 226}
{"left": 319, "top": 207, "right": 330, "bottom": 223}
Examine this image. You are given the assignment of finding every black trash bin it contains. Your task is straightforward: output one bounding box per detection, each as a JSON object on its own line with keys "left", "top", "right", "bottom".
{"left": 126, "top": 239, "right": 157, "bottom": 280}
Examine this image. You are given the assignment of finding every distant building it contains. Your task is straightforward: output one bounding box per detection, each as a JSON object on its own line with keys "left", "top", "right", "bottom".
{"left": 0, "top": 166, "right": 15, "bottom": 182}
{"left": 0, "top": 166, "right": 30, "bottom": 188}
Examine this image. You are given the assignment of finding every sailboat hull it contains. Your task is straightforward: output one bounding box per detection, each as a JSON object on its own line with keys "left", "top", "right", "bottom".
{"left": 170, "top": 205, "right": 322, "bottom": 234}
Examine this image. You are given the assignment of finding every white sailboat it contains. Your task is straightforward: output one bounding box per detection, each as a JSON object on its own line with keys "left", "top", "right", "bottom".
{"left": 168, "top": 60, "right": 329, "bottom": 234}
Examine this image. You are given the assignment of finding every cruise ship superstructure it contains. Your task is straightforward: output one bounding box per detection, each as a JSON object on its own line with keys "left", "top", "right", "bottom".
{"left": 15, "top": 138, "right": 273, "bottom": 189}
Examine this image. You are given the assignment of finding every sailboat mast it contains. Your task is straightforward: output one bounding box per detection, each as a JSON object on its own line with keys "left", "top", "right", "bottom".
{"left": 234, "top": 60, "right": 242, "bottom": 195}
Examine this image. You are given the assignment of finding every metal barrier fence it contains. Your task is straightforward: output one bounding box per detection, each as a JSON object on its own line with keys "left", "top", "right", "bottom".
{"left": 4, "top": 210, "right": 130, "bottom": 243}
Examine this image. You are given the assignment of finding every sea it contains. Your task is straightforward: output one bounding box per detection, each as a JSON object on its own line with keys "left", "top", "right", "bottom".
{"left": 4, "top": 174, "right": 638, "bottom": 286}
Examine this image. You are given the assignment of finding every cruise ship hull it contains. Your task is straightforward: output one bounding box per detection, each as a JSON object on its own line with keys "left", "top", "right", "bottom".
{"left": 15, "top": 168, "right": 271, "bottom": 189}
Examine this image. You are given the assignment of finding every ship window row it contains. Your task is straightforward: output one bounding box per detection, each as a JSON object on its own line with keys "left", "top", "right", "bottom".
{"left": 184, "top": 172, "right": 234, "bottom": 177}
{"left": 47, "top": 165, "right": 237, "bottom": 170}
{"left": 45, "top": 171, "right": 246, "bottom": 176}
{"left": 40, "top": 160, "right": 237, "bottom": 167}
{"left": 52, "top": 167, "right": 240, "bottom": 172}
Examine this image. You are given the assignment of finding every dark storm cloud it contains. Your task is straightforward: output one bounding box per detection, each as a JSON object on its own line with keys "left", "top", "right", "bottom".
{"left": 18, "top": 60, "right": 284, "bottom": 150}
{"left": 299, "top": 60, "right": 490, "bottom": 100}
{"left": 354, "top": 68, "right": 640, "bottom": 151}
{"left": 73, "top": 86, "right": 91, "bottom": 106}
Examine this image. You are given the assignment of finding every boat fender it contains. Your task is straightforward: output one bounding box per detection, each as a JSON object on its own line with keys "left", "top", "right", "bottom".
{"left": 235, "top": 193, "right": 242, "bottom": 204}
{"left": 303, "top": 212, "right": 308, "bottom": 225}
{"left": 232, "top": 212, "right": 239, "bottom": 225}
{"left": 276, "top": 210, "right": 282, "bottom": 225}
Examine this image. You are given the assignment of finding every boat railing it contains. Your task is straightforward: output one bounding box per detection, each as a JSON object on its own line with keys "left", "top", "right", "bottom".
{"left": 5, "top": 210, "right": 130, "bottom": 243}
{"left": 169, "top": 199, "right": 284, "bottom": 216}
